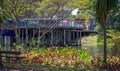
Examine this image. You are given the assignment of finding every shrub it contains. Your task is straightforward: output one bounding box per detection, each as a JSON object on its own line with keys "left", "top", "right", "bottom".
{"left": 22, "top": 47, "right": 92, "bottom": 68}
{"left": 91, "top": 55, "right": 120, "bottom": 69}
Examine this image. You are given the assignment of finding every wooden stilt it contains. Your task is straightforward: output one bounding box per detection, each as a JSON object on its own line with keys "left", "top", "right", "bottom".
{"left": 68, "top": 30, "right": 71, "bottom": 45}
{"left": 51, "top": 29, "right": 53, "bottom": 46}
{"left": 22, "top": 29, "right": 24, "bottom": 46}
{"left": 80, "top": 31, "right": 82, "bottom": 46}
{"left": 77, "top": 30, "right": 79, "bottom": 46}
{"left": 56, "top": 29, "right": 59, "bottom": 45}
{"left": 30, "top": 29, "right": 32, "bottom": 40}
{"left": 73, "top": 31, "right": 74, "bottom": 41}
{"left": 38, "top": 30, "right": 40, "bottom": 47}
{"left": 64, "top": 29, "right": 66, "bottom": 46}
{"left": 58, "top": 30, "right": 61, "bottom": 46}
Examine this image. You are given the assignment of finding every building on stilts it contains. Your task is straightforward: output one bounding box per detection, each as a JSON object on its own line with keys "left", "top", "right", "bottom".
{"left": 0, "top": 18, "right": 96, "bottom": 47}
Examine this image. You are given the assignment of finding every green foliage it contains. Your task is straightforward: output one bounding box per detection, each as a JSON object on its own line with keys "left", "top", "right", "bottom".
{"left": 94, "top": 0, "right": 118, "bottom": 66}
{"left": 28, "top": 39, "right": 38, "bottom": 47}
{"left": 13, "top": 43, "right": 24, "bottom": 52}
{"left": 97, "top": 30, "right": 120, "bottom": 56}
{"left": 91, "top": 55, "right": 120, "bottom": 69}
{"left": 22, "top": 47, "right": 92, "bottom": 68}
{"left": 69, "top": 0, "right": 92, "bottom": 9}
{"left": 38, "top": 0, "right": 75, "bottom": 18}
{"left": 107, "top": 30, "right": 120, "bottom": 44}
{"left": 28, "top": 48, "right": 45, "bottom": 54}
{"left": 0, "top": 0, "right": 26, "bottom": 19}
{"left": 107, "top": 30, "right": 120, "bottom": 56}
{"left": 0, "top": 1, "right": 10, "bottom": 22}
{"left": 94, "top": 0, "right": 118, "bottom": 27}
{"left": 111, "top": 44, "right": 120, "bottom": 56}
{"left": 97, "top": 30, "right": 120, "bottom": 44}
{"left": 69, "top": 0, "right": 95, "bottom": 24}
{"left": 35, "top": 0, "right": 50, "bottom": 14}
{"left": 107, "top": 8, "right": 120, "bottom": 31}
{"left": 97, "top": 34, "right": 104, "bottom": 43}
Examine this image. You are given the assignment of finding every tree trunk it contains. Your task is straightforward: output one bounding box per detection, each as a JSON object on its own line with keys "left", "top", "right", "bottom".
{"left": 102, "top": 15, "right": 107, "bottom": 68}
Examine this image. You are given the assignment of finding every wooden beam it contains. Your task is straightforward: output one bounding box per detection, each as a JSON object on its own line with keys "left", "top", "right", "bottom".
{"left": 77, "top": 30, "right": 79, "bottom": 46}
{"left": 33, "top": 28, "right": 35, "bottom": 38}
{"left": 80, "top": 31, "right": 82, "bottom": 46}
{"left": 38, "top": 28, "right": 41, "bottom": 48}
{"left": 51, "top": 29, "right": 53, "bottom": 46}
{"left": 68, "top": 30, "right": 71, "bottom": 43}
{"left": 64, "top": 29, "right": 66, "bottom": 46}
{"left": 22, "top": 29, "right": 24, "bottom": 46}
{"left": 73, "top": 31, "right": 75, "bottom": 41}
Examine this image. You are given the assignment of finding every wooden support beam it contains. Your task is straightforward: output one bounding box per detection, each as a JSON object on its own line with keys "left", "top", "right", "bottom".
{"left": 73, "top": 31, "right": 75, "bottom": 41}
{"left": 4, "top": 36, "right": 7, "bottom": 51}
{"left": 77, "top": 30, "right": 79, "bottom": 46}
{"left": 56, "top": 30, "right": 59, "bottom": 45}
{"left": 22, "top": 29, "right": 24, "bottom": 46}
{"left": 37, "top": 28, "right": 41, "bottom": 48}
{"left": 64, "top": 29, "right": 66, "bottom": 46}
{"left": 30, "top": 29, "right": 32, "bottom": 40}
{"left": 58, "top": 30, "right": 60, "bottom": 45}
{"left": 80, "top": 31, "right": 82, "bottom": 46}
{"left": 68, "top": 30, "right": 71, "bottom": 43}
{"left": 51, "top": 29, "right": 53, "bottom": 46}
{"left": 33, "top": 28, "right": 34, "bottom": 38}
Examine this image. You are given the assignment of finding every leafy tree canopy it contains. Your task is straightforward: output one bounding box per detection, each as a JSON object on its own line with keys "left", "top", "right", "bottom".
{"left": 107, "top": 8, "right": 120, "bottom": 31}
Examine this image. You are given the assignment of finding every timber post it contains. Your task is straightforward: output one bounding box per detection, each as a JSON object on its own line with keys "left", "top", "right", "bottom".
{"left": 51, "top": 29, "right": 53, "bottom": 46}
{"left": 77, "top": 30, "right": 79, "bottom": 46}
{"left": 80, "top": 31, "right": 82, "bottom": 46}
{"left": 64, "top": 29, "right": 66, "bottom": 46}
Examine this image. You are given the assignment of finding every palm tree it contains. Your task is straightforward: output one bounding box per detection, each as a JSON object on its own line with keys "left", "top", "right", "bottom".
{"left": 94, "top": 0, "right": 117, "bottom": 68}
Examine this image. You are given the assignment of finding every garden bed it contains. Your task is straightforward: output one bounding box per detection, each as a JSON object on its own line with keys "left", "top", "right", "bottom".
{"left": 1, "top": 46, "right": 120, "bottom": 71}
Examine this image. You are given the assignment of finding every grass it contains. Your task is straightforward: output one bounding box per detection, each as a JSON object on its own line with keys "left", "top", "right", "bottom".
{"left": 3, "top": 62, "right": 106, "bottom": 71}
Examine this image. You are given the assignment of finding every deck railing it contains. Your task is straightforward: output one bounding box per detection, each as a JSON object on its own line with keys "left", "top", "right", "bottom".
{"left": 1, "top": 18, "right": 86, "bottom": 29}
{"left": 39, "top": 19, "right": 85, "bottom": 29}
